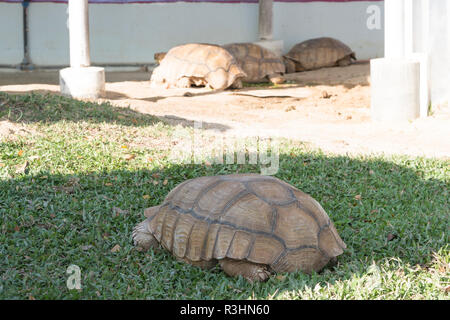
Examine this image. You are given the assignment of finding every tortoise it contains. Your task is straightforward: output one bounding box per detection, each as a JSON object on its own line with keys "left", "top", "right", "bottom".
{"left": 150, "top": 43, "right": 246, "bottom": 90}
{"left": 284, "top": 37, "right": 356, "bottom": 73}
{"left": 223, "top": 43, "right": 285, "bottom": 84}
{"left": 133, "top": 174, "right": 346, "bottom": 282}
{"left": 153, "top": 52, "right": 167, "bottom": 64}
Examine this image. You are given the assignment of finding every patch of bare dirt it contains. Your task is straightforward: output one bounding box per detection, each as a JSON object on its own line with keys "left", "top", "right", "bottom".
{"left": 1, "top": 62, "right": 449, "bottom": 158}
{"left": 0, "top": 120, "right": 34, "bottom": 142}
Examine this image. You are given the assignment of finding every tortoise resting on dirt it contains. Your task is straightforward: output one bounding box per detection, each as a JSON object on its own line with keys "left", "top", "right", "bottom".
{"left": 223, "top": 43, "right": 285, "bottom": 84}
{"left": 150, "top": 43, "right": 246, "bottom": 90}
{"left": 284, "top": 37, "right": 356, "bottom": 73}
{"left": 153, "top": 52, "right": 167, "bottom": 64}
{"left": 133, "top": 174, "right": 346, "bottom": 282}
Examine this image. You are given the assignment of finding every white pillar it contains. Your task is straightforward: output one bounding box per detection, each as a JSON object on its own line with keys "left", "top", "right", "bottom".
{"left": 59, "top": 0, "right": 105, "bottom": 99}
{"left": 384, "top": 0, "right": 406, "bottom": 58}
{"left": 258, "top": 0, "right": 273, "bottom": 41}
{"left": 427, "top": 0, "right": 450, "bottom": 107}
{"left": 370, "top": 0, "right": 425, "bottom": 121}
{"left": 404, "top": 0, "right": 414, "bottom": 56}
{"left": 371, "top": 58, "right": 420, "bottom": 121}
{"left": 68, "top": 0, "right": 90, "bottom": 67}
{"left": 254, "top": 0, "right": 284, "bottom": 57}
{"left": 410, "top": 0, "right": 430, "bottom": 117}
{"left": 412, "top": 0, "right": 429, "bottom": 53}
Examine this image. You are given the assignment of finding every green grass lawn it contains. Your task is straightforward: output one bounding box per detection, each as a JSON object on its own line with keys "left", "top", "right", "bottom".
{"left": 0, "top": 92, "right": 448, "bottom": 299}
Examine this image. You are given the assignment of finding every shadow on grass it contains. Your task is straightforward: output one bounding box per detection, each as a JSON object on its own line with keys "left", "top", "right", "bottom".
{"left": 0, "top": 70, "right": 151, "bottom": 87}
{"left": 0, "top": 91, "right": 158, "bottom": 127}
{"left": 0, "top": 149, "right": 448, "bottom": 299}
{"left": 0, "top": 91, "right": 231, "bottom": 132}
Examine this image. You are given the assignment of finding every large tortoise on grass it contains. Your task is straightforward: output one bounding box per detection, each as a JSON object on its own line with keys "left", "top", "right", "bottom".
{"left": 150, "top": 43, "right": 246, "bottom": 90}
{"left": 133, "top": 174, "right": 346, "bottom": 282}
{"left": 223, "top": 43, "right": 285, "bottom": 84}
{"left": 284, "top": 37, "right": 356, "bottom": 73}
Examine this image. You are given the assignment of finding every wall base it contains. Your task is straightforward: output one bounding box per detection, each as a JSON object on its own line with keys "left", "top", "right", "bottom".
{"left": 253, "top": 40, "right": 284, "bottom": 56}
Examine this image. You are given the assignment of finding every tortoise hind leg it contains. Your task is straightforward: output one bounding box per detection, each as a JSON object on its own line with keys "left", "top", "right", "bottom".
{"left": 132, "top": 219, "right": 159, "bottom": 251}
{"left": 219, "top": 258, "right": 271, "bottom": 282}
{"left": 230, "top": 79, "right": 243, "bottom": 89}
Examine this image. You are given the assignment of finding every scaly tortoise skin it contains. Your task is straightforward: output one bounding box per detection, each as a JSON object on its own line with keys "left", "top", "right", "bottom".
{"left": 284, "top": 37, "right": 356, "bottom": 73}
{"left": 150, "top": 43, "right": 246, "bottom": 90}
{"left": 133, "top": 174, "right": 346, "bottom": 282}
{"left": 223, "top": 43, "right": 285, "bottom": 84}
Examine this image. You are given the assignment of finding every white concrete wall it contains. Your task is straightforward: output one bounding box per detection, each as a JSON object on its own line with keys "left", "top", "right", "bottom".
{"left": 0, "top": 1, "right": 384, "bottom": 67}
{"left": 274, "top": 1, "right": 384, "bottom": 60}
{"left": 0, "top": 3, "right": 23, "bottom": 65}
{"left": 428, "top": 0, "right": 450, "bottom": 105}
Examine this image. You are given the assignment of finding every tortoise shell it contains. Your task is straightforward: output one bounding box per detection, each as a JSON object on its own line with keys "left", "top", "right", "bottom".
{"left": 284, "top": 37, "right": 356, "bottom": 72}
{"left": 150, "top": 43, "right": 246, "bottom": 90}
{"left": 223, "top": 43, "right": 285, "bottom": 84}
{"left": 139, "top": 174, "right": 346, "bottom": 274}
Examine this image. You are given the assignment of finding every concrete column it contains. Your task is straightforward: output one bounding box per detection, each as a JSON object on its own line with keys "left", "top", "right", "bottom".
{"left": 254, "top": 0, "right": 283, "bottom": 57}
{"left": 410, "top": 0, "right": 430, "bottom": 117}
{"left": 68, "top": 0, "right": 90, "bottom": 67}
{"left": 258, "top": 0, "right": 273, "bottom": 41}
{"left": 371, "top": 0, "right": 425, "bottom": 121}
{"left": 59, "top": 0, "right": 105, "bottom": 99}
{"left": 384, "top": 0, "right": 406, "bottom": 58}
{"left": 371, "top": 58, "right": 420, "bottom": 121}
{"left": 412, "top": 0, "right": 429, "bottom": 53}
{"left": 410, "top": 52, "right": 430, "bottom": 118}
{"left": 404, "top": 0, "right": 414, "bottom": 56}
{"left": 428, "top": 0, "right": 450, "bottom": 106}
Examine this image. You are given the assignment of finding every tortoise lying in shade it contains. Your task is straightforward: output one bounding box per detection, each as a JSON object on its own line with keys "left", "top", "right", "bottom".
{"left": 133, "top": 174, "right": 346, "bottom": 282}
{"left": 150, "top": 43, "right": 246, "bottom": 90}
{"left": 223, "top": 43, "right": 285, "bottom": 84}
{"left": 284, "top": 37, "right": 356, "bottom": 73}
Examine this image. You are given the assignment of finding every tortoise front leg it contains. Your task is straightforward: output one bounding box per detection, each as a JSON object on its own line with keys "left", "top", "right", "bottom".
{"left": 283, "top": 57, "right": 296, "bottom": 74}
{"left": 268, "top": 73, "right": 285, "bottom": 85}
{"left": 337, "top": 56, "right": 352, "bottom": 67}
{"left": 219, "top": 258, "right": 271, "bottom": 282}
{"left": 132, "top": 219, "right": 159, "bottom": 251}
{"left": 176, "top": 77, "right": 192, "bottom": 88}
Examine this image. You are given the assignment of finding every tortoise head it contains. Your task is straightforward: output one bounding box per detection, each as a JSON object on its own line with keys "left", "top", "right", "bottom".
{"left": 154, "top": 52, "right": 167, "bottom": 64}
